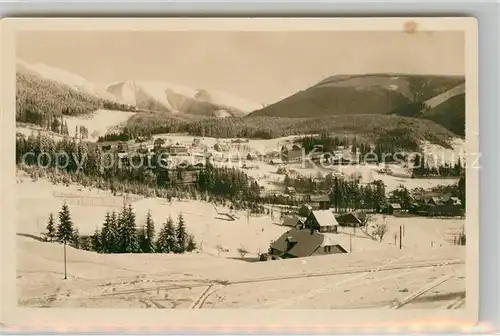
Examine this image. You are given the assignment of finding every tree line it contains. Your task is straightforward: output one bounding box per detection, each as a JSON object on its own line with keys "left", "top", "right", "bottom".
{"left": 28, "top": 113, "right": 91, "bottom": 140}
{"left": 16, "top": 132, "right": 264, "bottom": 209}
{"left": 121, "top": 114, "right": 454, "bottom": 149}
{"left": 283, "top": 173, "right": 387, "bottom": 213}
{"left": 45, "top": 202, "right": 196, "bottom": 254}
{"left": 412, "top": 155, "right": 464, "bottom": 177}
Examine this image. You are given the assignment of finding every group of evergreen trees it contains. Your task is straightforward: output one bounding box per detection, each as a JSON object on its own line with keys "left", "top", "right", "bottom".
{"left": 16, "top": 133, "right": 262, "bottom": 206}
{"left": 46, "top": 203, "right": 196, "bottom": 254}
{"left": 411, "top": 154, "right": 464, "bottom": 177}
{"left": 329, "top": 178, "right": 387, "bottom": 213}
{"left": 296, "top": 134, "right": 354, "bottom": 154}
{"left": 44, "top": 203, "right": 79, "bottom": 246}
{"left": 283, "top": 173, "right": 387, "bottom": 213}
{"left": 97, "top": 132, "right": 132, "bottom": 142}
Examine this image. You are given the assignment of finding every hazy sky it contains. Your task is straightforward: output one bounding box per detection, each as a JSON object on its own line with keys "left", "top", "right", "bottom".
{"left": 17, "top": 31, "right": 464, "bottom": 104}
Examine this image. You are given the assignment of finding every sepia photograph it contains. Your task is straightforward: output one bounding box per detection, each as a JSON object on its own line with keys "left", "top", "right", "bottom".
{"left": 1, "top": 17, "right": 479, "bottom": 329}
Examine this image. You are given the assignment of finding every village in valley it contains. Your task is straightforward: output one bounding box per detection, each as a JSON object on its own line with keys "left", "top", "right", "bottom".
{"left": 14, "top": 29, "right": 468, "bottom": 310}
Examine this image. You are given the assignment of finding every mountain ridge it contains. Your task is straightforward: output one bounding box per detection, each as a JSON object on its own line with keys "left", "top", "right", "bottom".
{"left": 248, "top": 73, "right": 465, "bottom": 136}
{"left": 16, "top": 59, "right": 263, "bottom": 119}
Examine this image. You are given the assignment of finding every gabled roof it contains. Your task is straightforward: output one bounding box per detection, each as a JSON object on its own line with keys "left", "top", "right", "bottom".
{"left": 310, "top": 210, "right": 339, "bottom": 227}
{"left": 390, "top": 203, "right": 402, "bottom": 209}
{"left": 282, "top": 215, "right": 301, "bottom": 227}
{"left": 270, "top": 229, "right": 345, "bottom": 258}
{"left": 335, "top": 212, "right": 362, "bottom": 225}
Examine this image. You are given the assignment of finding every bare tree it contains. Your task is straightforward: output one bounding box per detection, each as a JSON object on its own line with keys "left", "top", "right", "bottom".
{"left": 237, "top": 246, "right": 249, "bottom": 259}
{"left": 361, "top": 213, "right": 373, "bottom": 229}
{"left": 215, "top": 244, "right": 223, "bottom": 257}
{"left": 373, "top": 222, "right": 389, "bottom": 242}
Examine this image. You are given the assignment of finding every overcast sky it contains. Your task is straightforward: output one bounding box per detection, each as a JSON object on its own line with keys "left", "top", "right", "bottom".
{"left": 17, "top": 31, "right": 464, "bottom": 104}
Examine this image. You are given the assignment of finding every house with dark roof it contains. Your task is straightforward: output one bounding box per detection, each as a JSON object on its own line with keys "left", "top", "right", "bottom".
{"left": 154, "top": 138, "right": 166, "bottom": 149}
{"left": 269, "top": 228, "right": 347, "bottom": 259}
{"left": 303, "top": 210, "right": 339, "bottom": 233}
{"left": 281, "top": 215, "right": 306, "bottom": 229}
{"left": 335, "top": 212, "right": 363, "bottom": 227}
{"left": 387, "top": 203, "right": 403, "bottom": 215}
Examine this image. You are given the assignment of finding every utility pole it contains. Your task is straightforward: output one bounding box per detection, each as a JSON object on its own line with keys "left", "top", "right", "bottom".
{"left": 349, "top": 233, "right": 352, "bottom": 253}
{"left": 63, "top": 241, "right": 67, "bottom": 280}
{"left": 399, "top": 225, "right": 403, "bottom": 249}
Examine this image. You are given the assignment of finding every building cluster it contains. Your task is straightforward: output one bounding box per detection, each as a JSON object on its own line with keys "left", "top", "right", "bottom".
{"left": 267, "top": 190, "right": 464, "bottom": 260}
{"left": 407, "top": 195, "right": 464, "bottom": 217}
{"left": 94, "top": 138, "right": 205, "bottom": 184}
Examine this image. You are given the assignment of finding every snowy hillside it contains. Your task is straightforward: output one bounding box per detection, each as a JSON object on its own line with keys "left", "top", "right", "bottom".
{"left": 16, "top": 60, "right": 123, "bottom": 103}
{"left": 107, "top": 80, "right": 262, "bottom": 117}
{"left": 16, "top": 60, "right": 262, "bottom": 118}
{"left": 424, "top": 83, "right": 465, "bottom": 109}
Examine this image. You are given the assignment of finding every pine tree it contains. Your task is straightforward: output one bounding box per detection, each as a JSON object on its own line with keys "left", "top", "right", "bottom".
{"left": 117, "top": 204, "right": 139, "bottom": 253}
{"left": 156, "top": 216, "right": 176, "bottom": 253}
{"left": 186, "top": 234, "right": 197, "bottom": 252}
{"left": 45, "top": 212, "right": 56, "bottom": 242}
{"left": 109, "top": 211, "right": 119, "bottom": 251}
{"left": 64, "top": 121, "right": 69, "bottom": 136}
{"left": 100, "top": 212, "right": 113, "bottom": 253}
{"left": 70, "top": 226, "right": 80, "bottom": 248}
{"left": 79, "top": 236, "right": 90, "bottom": 251}
{"left": 175, "top": 213, "right": 188, "bottom": 253}
{"left": 142, "top": 210, "right": 155, "bottom": 253}
{"left": 90, "top": 228, "right": 101, "bottom": 252}
{"left": 137, "top": 225, "right": 147, "bottom": 253}
{"left": 57, "top": 203, "right": 75, "bottom": 244}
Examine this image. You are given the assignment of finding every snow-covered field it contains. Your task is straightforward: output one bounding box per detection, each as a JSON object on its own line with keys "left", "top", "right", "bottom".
{"left": 16, "top": 175, "right": 289, "bottom": 258}
{"left": 63, "top": 109, "right": 136, "bottom": 140}
{"left": 16, "top": 109, "right": 135, "bottom": 142}
{"left": 17, "top": 232, "right": 465, "bottom": 309}
{"left": 16, "top": 172, "right": 466, "bottom": 309}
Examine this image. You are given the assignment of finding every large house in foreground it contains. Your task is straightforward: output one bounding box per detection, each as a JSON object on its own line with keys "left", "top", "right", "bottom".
{"left": 269, "top": 228, "right": 347, "bottom": 258}
{"left": 270, "top": 208, "right": 343, "bottom": 259}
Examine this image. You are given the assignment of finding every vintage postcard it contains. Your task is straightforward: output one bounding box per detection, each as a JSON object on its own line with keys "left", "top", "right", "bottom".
{"left": 1, "top": 18, "right": 479, "bottom": 332}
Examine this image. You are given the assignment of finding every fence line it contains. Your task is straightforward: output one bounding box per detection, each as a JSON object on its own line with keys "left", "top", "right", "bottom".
{"left": 52, "top": 191, "right": 143, "bottom": 207}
